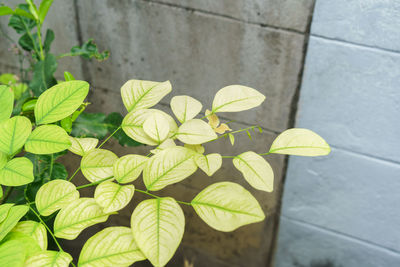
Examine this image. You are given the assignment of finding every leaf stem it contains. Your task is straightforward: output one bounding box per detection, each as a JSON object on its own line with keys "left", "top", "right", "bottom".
{"left": 67, "top": 167, "right": 81, "bottom": 182}
{"left": 134, "top": 189, "right": 192, "bottom": 206}
{"left": 76, "top": 176, "right": 114, "bottom": 190}
{"left": 207, "top": 125, "right": 260, "bottom": 143}
{"left": 98, "top": 126, "right": 121, "bottom": 148}
{"left": 27, "top": 204, "right": 63, "bottom": 252}
{"left": 36, "top": 22, "right": 45, "bottom": 60}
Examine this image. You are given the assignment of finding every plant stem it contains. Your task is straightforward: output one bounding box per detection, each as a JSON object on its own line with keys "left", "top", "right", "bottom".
{"left": 28, "top": 204, "right": 63, "bottom": 252}
{"left": 207, "top": 125, "right": 260, "bottom": 143}
{"left": 18, "top": 16, "right": 41, "bottom": 58}
{"left": 134, "top": 189, "right": 192, "bottom": 206}
{"left": 36, "top": 22, "right": 45, "bottom": 60}
{"left": 67, "top": 167, "right": 81, "bottom": 182}
{"left": 258, "top": 152, "right": 271, "bottom": 156}
{"left": 76, "top": 176, "right": 114, "bottom": 190}
{"left": 98, "top": 126, "right": 121, "bottom": 148}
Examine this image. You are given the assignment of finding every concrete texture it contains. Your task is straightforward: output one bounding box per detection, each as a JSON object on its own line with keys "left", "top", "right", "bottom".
{"left": 276, "top": 0, "right": 400, "bottom": 266}
{"left": 0, "top": 0, "right": 315, "bottom": 266}
{"left": 312, "top": 0, "right": 400, "bottom": 51}
{"left": 276, "top": 217, "right": 400, "bottom": 267}
{"left": 149, "top": 0, "right": 314, "bottom": 32}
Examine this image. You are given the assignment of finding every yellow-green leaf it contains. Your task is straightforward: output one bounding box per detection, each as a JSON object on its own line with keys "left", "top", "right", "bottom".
{"left": 176, "top": 119, "right": 217, "bottom": 144}
{"left": 122, "top": 109, "right": 177, "bottom": 146}
{"left": 131, "top": 198, "right": 184, "bottom": 267}
{"left": 0, "top": 85, "right": 13, "bottom": 122}
{"left": 12, "top": 221, "right": 47, "bottom": 251}
{"left": 113, "top": 154, "right": 147, "bottom": 184}
{"left": 195, "top": 153, "right": 222, "bottom": 176}
{"left": 68, "top": 137, "right": 98, "bottom": 156}
{"left": 24, "top": 250, "right": 72, "bottom": 267}
{"left": 212, "top": 85, "right": 265, "bottom": 113}
{"left": 0, "top": 157, "right": 34, "bottom": 186}
{"left": 0, "top": 152, "right": 7, "bottom": 169}
{"left": 233, "top": 151, "right": 274, "bottom": 192}
{"left": 79, "top": 226, "right": 146, "bottom": 267}
{"left": 3, "top": 232, "right": 41, "bottom": 257}
{"left": 270, "top": 128, "right": 331, "bottom": 156}
{"left": 150, "top": 138, "right": 176, "bottom": 154}
{"left": 143, "top": 146, "right": 197, "bottom": 191}
{"left": 0, "top": 203, "right": 13, "bottom": 223}
{"left": 25, "top": 125, "right": 71, "bottom": 154}
{"left": 94, "top": 181, "right": 134, "bottom": 213}
{"left": 184, "top": 144, "right": 205, "bottom": 154}
{"left": 54, "top": 198, "right": 110, "bottom": 240}
{"left": 170, "top": 95, "right": 202, "bottom": 123}
{"left": 143, "top": 112, "right": 170, "bottom": 144}
{"left": 35, "top": 180, "right": 79, "bottom": 216}
{"left": 0, "top": 240, "right": 26, "bottom": 267}
{"left": 121, "top": 79, "right": 171, "bottom": 112}
{"left": 81, "top": 149, "right": 118, "bottom": 182}
{"left": 35, "top": 81, "right": 89, "bottom": 125}
{"left": 191, "top": 182, "right": 265, "bottom": 232}
{"left": 0, "top": 205, "right": 29, "bottom": 241}
{"left": 0, "top": 116, "right": 32, "bottom": 155}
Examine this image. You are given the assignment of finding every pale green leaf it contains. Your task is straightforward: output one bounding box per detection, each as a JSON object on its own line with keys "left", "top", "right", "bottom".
{"left": 79, "top": 226, "right": 146, "bottom": 267}
{"left": 0, "top": 151, "right": 7, "bottom": 169}
{"left": 35, "top": 179, "right": 79, "bottom": 216}
{"left": 228, "top": 133, "right": 235, "bottom": 146}
{"left": 0, "top": 203, "right": 14, "bottom": 223}
{"left": 195, "top": 153, "right": 222, "bottom": 176}
{"left": 176, "top": 119, "right": 217, "bottom": 145}
{"left": 150, "top": 139, "right": 176, "bottom": 154}
{"left": 0, "top": 205, "right": 29, "bottom": 241}
{"left": 143, "top": 112, "right": 170, "bottom": 144}
{"left": 212, "top": 85, "right": 265, "bottom": 113}
{"left": 12, "top": 220, "right": 47, "bottom": 250}
{"left": 0, "top": 116, "right": 32, "bottom": 155}
{"left": 0, "top": 85, "right": 13, "bottom": 122}
{"left": 143, "top": 146, "right": 197, "bottom": 191}
{"left": 68, "top": 137, "right": 98, "bottom": 156}
{"left": 113, "top": 154, "right": 148, "bottom": 184}
{"left": 121, "top": 79, "right": 171, "bottom": 112}
{"left": 54, "top": 198, "right": 110, "bottom": 240}
{"left": 233, "top": 151, "right": 274, "bottom": 192}
{"left": 184, "top": 144, "right": 205, "bottom": 154}
{"left": 3, "top": 232, "right": 41, "bottom": 257}
{"left": 170, "top": 95, "right": 202, "bottom": 123}
{"left": 35, "top": 81, "right": 89, "bottom": 125}
{"left": 94, "top": 181, "right": 134, "bottom": 213}
{"left": 81, "top": 149, "right": 118, "bottom": 182}
{"left": 269, "top": 128, "right": 331, "bottom": 156}
{"left": 38, "top": 0, "right": 54, "bottom": 23}
{"left": 131, "top": 198, "right": 184, "bottom": 267}
{"left": 0, "top": 240, "right": 26, "bottom": 267}
{"left": 191, "top": 182, "right": 265, "bottom": 232}
{"left": 0, "top": 157, "right": 34, "bottom": 186}
{"left": 25, "top": 125, "right": 71, "bottom": 154}
{"left": 24, "top": 250, "right": 72, "bottom": 267}
{"left": 122, "top": 109, "right": 178, "bottom": 146}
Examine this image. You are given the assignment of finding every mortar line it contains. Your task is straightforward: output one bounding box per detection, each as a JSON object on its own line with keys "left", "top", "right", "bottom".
{"left": 267, "top": 1, "right": 317, "bottom": 266}
{"left": 311, "top": 34, "right": 400, "bottom": 57}
{"left": 139, "top": 0, "right": 305, "bottom": 36}
{"left": 281, "top": 215, "right": 400, "bottom": 256}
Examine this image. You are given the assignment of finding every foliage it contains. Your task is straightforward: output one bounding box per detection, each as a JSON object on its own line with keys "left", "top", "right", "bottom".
{"left": 0, "top": 76, "right": 330, "bottom": 266}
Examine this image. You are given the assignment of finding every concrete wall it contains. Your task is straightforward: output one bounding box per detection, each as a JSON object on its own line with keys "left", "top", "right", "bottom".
{"left": 0, "top": 0, "right": 315, "bottom": 266}
{"left": 275, "top": 1, "right": 400, "bottom": 267}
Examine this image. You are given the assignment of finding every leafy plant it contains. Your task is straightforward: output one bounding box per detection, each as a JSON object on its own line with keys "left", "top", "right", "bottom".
{"left": 0, "top": 78, "right": 331, "bottom": 266}
{"left": 0, "top": 0, "right": 141, "bottom": 206}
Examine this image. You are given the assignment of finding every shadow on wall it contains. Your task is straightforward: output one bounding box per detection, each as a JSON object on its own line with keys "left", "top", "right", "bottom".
{"left": 293, "top": 259, "right": 342, "bottom": 267}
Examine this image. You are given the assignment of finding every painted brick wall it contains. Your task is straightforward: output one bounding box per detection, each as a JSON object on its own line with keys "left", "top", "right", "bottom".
{"left": 275, "top": 1, "right": 400, "bottom": 266}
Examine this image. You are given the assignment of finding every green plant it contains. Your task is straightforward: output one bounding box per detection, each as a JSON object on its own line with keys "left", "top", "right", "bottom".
{"left": 0, "top": 77, "right": 331, "bottom": 266}
{"left": 0, "top": 0, "right": 141, "bottom": 205}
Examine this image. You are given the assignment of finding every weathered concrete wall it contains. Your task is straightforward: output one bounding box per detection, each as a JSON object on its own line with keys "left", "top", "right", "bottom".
{"left": 275, "top": 1, "right": 400, "bottom": 266}
{"left": 0, "top": 0, "right": 315, "bottom": 266}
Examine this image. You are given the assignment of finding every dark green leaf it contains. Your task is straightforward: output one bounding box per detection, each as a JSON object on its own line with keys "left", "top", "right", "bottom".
{"left": 105, "top": 112, "right": 142, "bottom": 147}
{"left": 43, "top": 29, "right": 54, "bottom": 53}
{"left": 29, "top": 53, "right": 58, "bottom": 96}
{"left": 8, "top": 4, "right": 35, "bottom": 34}
{"left": 71, "top": 112, "right": 109, "bottom": 139}
{"left": 18, "top": 32, "right": 38, "bottom": 51}
{"left": 70, "top": 39, "right": 109, "bottom": 61}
